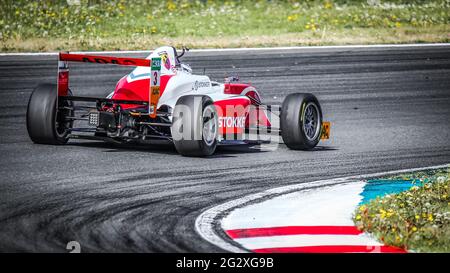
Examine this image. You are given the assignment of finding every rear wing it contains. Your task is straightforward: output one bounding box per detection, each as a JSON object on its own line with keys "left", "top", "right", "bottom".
{"left": 57, "top": 52, "right": 162, "bottom": 118}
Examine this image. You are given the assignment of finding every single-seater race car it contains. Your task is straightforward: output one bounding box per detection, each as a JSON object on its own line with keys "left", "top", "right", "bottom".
{"left": 26, "top": 46, "right": 330, "bottom": 156}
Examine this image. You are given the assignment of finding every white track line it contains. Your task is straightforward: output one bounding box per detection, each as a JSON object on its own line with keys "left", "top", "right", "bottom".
{"left": 222, "top": 181, "right": 365, "bottom": 229}
{"left": 195, "top": 164, "right": 449, "bottom": 253}
{"left": 1, "top": 43, "right": 449, "bottom": 56}
{"left": 234, "top": 234, "right": 383, "bottom": 250}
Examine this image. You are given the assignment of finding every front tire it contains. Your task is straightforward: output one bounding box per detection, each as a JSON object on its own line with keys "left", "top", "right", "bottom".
{"left": 26, "top": 83, "right": 72, "bottom": 145}
{"left": 171, "top": 95, "right": 218, "bottom": 156}
{"left": 280, "top": 93, "right": 323, "bottom": 150}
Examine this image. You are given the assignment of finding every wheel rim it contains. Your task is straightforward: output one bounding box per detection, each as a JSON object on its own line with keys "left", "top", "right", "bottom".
{"left": 202, "top": 105, "right": 217, "bottom": 146}
{"left": 302, "top": 102, "right": 320, "bottom": 141}
{"left": 55, "top": 101, "right": 72, "bottom": 138}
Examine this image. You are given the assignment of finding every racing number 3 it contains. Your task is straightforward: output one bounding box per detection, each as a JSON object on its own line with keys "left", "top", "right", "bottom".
{"left": 153, "top": 71, "right": 158, "bottom": 86}
{"left": 150, "top": 57, "right": 161, "bottom": 88}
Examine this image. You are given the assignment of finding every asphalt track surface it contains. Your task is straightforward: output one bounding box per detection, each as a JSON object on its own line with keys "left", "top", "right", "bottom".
{"left": 0, "top": 45, "right": 449, "bottom": 252}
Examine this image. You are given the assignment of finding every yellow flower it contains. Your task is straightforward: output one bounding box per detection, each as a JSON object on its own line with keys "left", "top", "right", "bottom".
{"left": 356, "top": 215, "right": 362, "bottom": 220}
{"left": 287, "top": 15, "right": 298, "bottom": 22}
{"left": 412, "top": 227, "right": 417, "bottom": 232}
{"left": 359, "top": 205, "right": 367, "bottom": 212}
{"left": 151, "top": 26, "right": 157, "bottom": 34}
{"left": 324, "top": 1, "right": 333, "bottom": 9}
{"left": 378, "top": 209, "right": 388, "bottom": 219}
{"left": 167, "top": 1, "right": 176, "bottom": 12}
{"left": 395, "top": 22, "right": 402, "bottom": 28}
{"left": 415, "top": 215, "right": 420, "bottom": 220}
{"left": 428, "top": 214, "right": 433, "bottom": 222}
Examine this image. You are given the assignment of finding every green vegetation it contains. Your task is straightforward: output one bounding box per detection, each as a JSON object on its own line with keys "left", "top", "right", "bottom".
{"left": 354, "top": 168, "right": 450, "bottom": 252}
{"left": 1, "top": 0, "right": 449, "bottom": 52}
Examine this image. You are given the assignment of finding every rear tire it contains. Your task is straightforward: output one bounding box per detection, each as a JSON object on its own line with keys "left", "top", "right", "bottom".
{"left": 171, "top": 95, "right": 218, "bottom": 157}
{"left": 26, "top": 83, "right": 72, "bottom": 145}
{"left": 280, "top": 93, "right": 322, "bottom": 150}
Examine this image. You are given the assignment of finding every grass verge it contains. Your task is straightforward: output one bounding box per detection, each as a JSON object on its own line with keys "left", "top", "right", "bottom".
{"left": 353, "top": 167, "right": 450, "bottom": 252}
{"left": 1, "top": 0, "right": 449, "bottom": 52}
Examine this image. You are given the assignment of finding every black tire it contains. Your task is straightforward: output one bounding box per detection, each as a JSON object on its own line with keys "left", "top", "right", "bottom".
{"left": 26, "top": 83, "right": 73, "bottom": 145}
{"left": 171, "top": 95, "right": 218, "bottom": 156}
{"left": 280, "top": 93, "right": 323, "bottom": 150}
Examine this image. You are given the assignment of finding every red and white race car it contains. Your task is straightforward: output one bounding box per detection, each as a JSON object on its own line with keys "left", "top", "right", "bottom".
{"left": 26, "top": 46, "right": 329, "bottom": 156}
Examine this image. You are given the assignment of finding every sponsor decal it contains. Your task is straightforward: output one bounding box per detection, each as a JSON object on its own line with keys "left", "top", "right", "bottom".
{"left": 58, "top": 60, "right": 68, "bottom": 70}
{"left": 151, "top": 57, "right": 162, "bottom": 71}
{"left": 158, "top": 51, "right": 171, "bottom": 70}
{"left": 59, "top": 53, "right": 151, "bottom": 67}
{"left": 192, "top": 80, "right": 210, "bottom": 91}
{"left": 81, "top": 56, "right": 136, "bottom": 65}
{"left": 218, "top": 116, "right": 246, "bottom": 128}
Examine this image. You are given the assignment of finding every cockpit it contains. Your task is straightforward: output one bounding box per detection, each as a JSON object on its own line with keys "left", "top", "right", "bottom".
{"left": 148, "top": 46, "right": 191, "bottom": 75}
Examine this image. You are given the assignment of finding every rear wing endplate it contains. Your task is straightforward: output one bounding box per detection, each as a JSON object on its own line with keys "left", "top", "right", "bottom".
{"left": 58, "top": 52, "right": 161, "bottom": 118}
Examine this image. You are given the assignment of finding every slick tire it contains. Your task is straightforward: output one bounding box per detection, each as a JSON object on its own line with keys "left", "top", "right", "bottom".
{"left": 171, "top": 95, "right": 218, "bottom": 157}
{"left": 280, "top": 93, "right": 323, "bottom": 150}
{"left": 26, "top": 83, "right": 73, "bottom": 145}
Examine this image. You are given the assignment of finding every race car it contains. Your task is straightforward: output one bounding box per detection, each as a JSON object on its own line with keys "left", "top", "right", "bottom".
{"left": 26, "top": 46, "right": 330, "bottom": 156}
